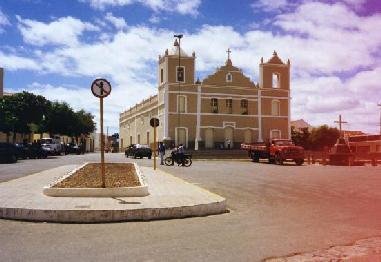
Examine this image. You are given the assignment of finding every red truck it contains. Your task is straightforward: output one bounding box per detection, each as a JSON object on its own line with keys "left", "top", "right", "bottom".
{"left": 241, "top": 139, "right": 305, "bottom": 165}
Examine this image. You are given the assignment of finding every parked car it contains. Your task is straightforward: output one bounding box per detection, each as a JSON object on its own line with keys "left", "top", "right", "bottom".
{"left": 65, "top": 143, "right": 82, "bottom": 155}
{"left": 15, "top": 143, "right": 28, "bottom": 159}
{"left": 27, "top": 143, "right": 48, "bottom": 159}
{"left": 40, "top": 137, "right": 62, "bottom": 155}
{"left": 0, "top": 143, "right": 18, "bottom": 163}
{"left": 125, "top": 144, "right": 152, "bottom": 159}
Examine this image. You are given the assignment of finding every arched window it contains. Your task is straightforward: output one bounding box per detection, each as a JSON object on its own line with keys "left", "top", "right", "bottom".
{"left": 241, "top": 99, "right": 248, "bottom": 115}
{"left": 272, "top": 73, "right": 280, "bottom": 88}
{"left": 176, "top": 66, "right": 185, "bottom": 82}
{"left": 226, "top": 73, "right": 232, "bottom": 82}
{"left": 211, "top": 98, "right": 218, "bottom": 113}
{"left": 272, "top": 100, "right": 280, "bottom": 116}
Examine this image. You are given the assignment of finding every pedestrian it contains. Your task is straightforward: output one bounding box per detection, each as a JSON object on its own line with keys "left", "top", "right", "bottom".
{"left": 158, "top": 142, "right": 165, "bottom": 165}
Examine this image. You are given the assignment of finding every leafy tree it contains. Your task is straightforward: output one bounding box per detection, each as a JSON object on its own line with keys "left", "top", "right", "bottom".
{"left": 0, "top": 96, "right": 17, "bottom": 142}
{"left": 309, "top": 125, "right": 340, "bottom": 150}
{"left": 74, "top": 110, "right": 96, "bottom": 137}
{"left": 291, "top": 126, "right": 311, "bottom": 149}
{"left": 44, "top": 101, "right": 76, "bottom": 137}
{"left": 0, "top": 91, "right": 95, "bottom": 143}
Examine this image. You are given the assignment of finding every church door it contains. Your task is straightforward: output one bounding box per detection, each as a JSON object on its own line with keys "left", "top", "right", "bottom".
{"left": 176, "top": 128, "right": 187, "bottom": 148}
{"left": 224, "top": 127, "right": 234, "bottom": 149}
{"left": 205, "top": 128, "right": 214, "bottom": 149}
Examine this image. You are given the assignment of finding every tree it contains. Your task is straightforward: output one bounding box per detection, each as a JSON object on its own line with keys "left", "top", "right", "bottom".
{"left": 44, "top": 101, "right": 76, "bottom": 137}
{"left": 309, "top": 125, "right": 340, "bottom": 150}
{"left": 74, "top": 110, "right": 96, "bottom": 137}
{"left": 291, "top": 126, "right": 311, "bottom": 149}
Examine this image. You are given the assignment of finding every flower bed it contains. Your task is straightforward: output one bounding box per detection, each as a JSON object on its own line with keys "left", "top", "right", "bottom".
{"left": 43, "top": 162, "right": 149, "bottom": 197}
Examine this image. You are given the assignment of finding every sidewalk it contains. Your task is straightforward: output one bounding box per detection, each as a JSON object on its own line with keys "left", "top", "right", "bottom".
{"left": 0, "top": 164, "right": 227, "bottom": 223}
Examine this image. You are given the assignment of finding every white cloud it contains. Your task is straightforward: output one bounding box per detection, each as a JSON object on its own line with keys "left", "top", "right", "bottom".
{"left": 0, "top": 8, "right": 10, "bottom": 32}
{"left": 0, "top": 51, "right": 41, "bottom": 71}
{"left": 105, "top": 12, "right": 127, "bottom": 30}
{"left": 251, "top": 0, "right": 294, "bottom": 12}
{"left": 5, "top": 1, "right": 381, "bottom": 134}
{"left": 16, "top": 16, "right": 99, "bottom": 46}
{"left": 149, "top": 15, "right": 161, "bottom": 24}
{"left": 81, "top": 0, "right": 201, "bottom": 15}
{"left": 17, "top": 81, "right": 156, "bottom": 133}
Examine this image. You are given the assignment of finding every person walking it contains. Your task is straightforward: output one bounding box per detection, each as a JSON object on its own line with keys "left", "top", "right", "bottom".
{"left": 158, "top": 142, "right": 165, "bottom": 165}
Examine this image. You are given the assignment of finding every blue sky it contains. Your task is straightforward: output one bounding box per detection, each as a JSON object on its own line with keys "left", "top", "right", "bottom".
{"left": 1, "top": 0, "right": 381, "bottom": 134}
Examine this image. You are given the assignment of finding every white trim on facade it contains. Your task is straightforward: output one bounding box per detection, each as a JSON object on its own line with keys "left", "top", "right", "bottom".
{"left": 223, "top": 121, "right": 236, "bottom": 128}
{"left": 120, "top": 105, "right": 160, "bottom": 124}
{"left": 164, "top": 85, "right": 170, "bottom": 139}
{"left": 288, "top": 96, "right": 291, "bottom": 139}
{"left": 202, "top": 96, "right": 257, "bottom": 102}
{"left": 200, "top": 126, "right": 259, "bottom": 130}
{"left": 167, "top": 111, "right": 288, "bottom": 118}
{"left": 195, "top": 85, "right": 202, "bottom": 149}
{"left": 258, "top": 89, "right": 263, "bottom": 142}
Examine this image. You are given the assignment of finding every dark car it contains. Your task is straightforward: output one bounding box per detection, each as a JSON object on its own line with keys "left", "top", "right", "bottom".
{"left": 27, "top": 143, "right": 48, "bottom": 159}
{"left": 65, "top": 143, "right": 82, "bottom": 155}
{"left": 125, "top": 144, "right": 152, "bottom": 159}
{"left": 0, "top": 143, "right": 18, "bottom": 163}
{"left": 15, "top": 143, "right": 28, "bottom": 159}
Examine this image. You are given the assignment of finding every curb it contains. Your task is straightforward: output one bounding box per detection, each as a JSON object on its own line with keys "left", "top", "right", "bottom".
{"left": 0, "top": 165, "right": 227, "bottom": 223}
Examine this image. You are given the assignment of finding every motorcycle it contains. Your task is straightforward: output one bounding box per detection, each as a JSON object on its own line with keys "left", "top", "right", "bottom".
{"left": 164, "top": 153, "right": 192, "bottom": 167}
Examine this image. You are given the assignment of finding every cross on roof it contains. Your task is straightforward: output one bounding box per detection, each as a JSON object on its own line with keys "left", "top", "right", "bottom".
{"left": 226, "top": 48, "right": 231, "bottom": 60}
{"left": 334, "top": 114, "right": 348, "bottom": 136}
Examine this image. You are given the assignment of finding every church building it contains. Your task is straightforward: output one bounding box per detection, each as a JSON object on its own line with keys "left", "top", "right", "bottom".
{"left": 119, "top": 40, "right": 291, "bottom": 150}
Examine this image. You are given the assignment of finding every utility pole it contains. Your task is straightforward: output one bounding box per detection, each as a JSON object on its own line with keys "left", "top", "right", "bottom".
{"left": 334, "top": 114, "right": 348, "bottom": 138}
{"left": 174, "top": 34, "right": 183, "bottom": 146}
{"left": 378, "top": 103, "right": 381, "bottom": 135}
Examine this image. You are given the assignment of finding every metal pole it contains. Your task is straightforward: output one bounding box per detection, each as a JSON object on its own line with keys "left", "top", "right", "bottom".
{"left": 174, "top": 34, "right": 183, "bottom": 146}
{"left": 100, "top": 97, "right": 105, "bottom": 188}
{"left": 378, "top": 103, "right": 381, "bottom": 135}
{"left": 178, "top": 37, "right": 181, "bottom": 143}
{"left": 154, "top": 125, "right": 157, "bottom": 170}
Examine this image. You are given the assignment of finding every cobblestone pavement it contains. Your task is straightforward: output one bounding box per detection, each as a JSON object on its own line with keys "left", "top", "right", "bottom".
{"left": 1, "top": 153, "right": 381, "bottom": 261}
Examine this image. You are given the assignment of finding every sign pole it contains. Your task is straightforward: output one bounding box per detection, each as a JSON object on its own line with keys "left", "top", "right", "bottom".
{"left": 154, "top": 124, "right": 157, "bottom": 170}
{"left": 91, "top": 78, "right": 111, "bottom": 188}
{"left": 100, "top": 96, "right": 105, "bottom": 188}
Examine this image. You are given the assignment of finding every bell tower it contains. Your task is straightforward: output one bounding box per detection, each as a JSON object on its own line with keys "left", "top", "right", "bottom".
{"left": 259, "top": 51, "right": 290, "bottom": 90}
{"left": 157, "top": 44, "right": 195, "bottom": 87}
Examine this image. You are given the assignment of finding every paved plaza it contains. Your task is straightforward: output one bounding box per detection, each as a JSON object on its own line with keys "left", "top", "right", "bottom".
{"left": 1, "top": 153, "right": 381, "bottom": 261}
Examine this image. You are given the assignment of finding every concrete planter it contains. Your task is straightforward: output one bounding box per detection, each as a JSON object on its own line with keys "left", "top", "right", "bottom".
{"left": 43, "top": 162, "right": 149, "bottom": 197}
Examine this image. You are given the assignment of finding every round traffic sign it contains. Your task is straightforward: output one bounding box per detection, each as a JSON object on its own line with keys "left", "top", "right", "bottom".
{"left": 150, "top": 118, "right": 159, "bottom": 127}
{"left": 91, "top": 78, "right": 112, "bottom": 98}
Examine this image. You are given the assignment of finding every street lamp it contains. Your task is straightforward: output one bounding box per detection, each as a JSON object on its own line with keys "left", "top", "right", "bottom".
{"left": 174, "top": 34, "right": 183, "bottom": 146}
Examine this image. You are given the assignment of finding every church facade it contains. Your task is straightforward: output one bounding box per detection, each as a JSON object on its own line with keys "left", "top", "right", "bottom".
{"left": 119, "top": 42, "right": 291, "bottom": 150}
